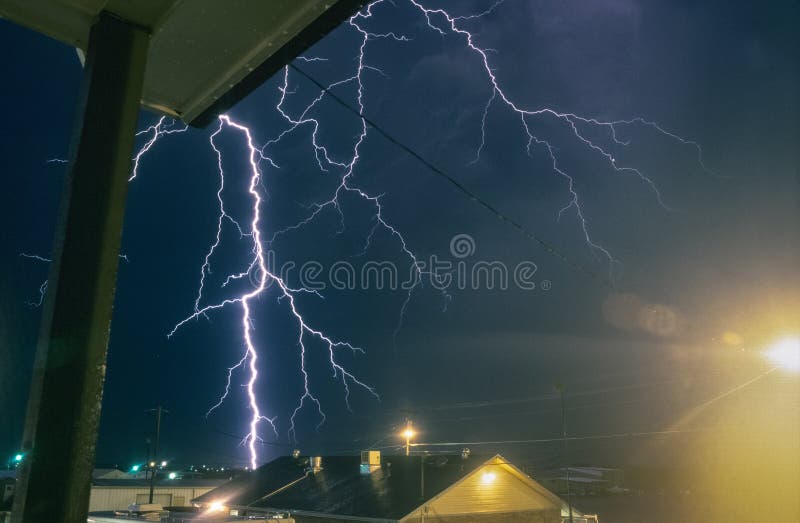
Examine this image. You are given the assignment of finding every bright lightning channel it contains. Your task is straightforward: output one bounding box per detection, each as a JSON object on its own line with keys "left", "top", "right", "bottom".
{"left": 162, "top": 115, "right": 378, "bottom": 469}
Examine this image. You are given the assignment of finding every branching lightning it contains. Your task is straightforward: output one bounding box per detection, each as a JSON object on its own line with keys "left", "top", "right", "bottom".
{"left": 405, "top": 0, "right": 715, "bottom": 270}
{"left": 162, "top": 115, "right": 378, "bottom": 468}
{"left": 22, "top": 0, "right": 713, "bottom": 469}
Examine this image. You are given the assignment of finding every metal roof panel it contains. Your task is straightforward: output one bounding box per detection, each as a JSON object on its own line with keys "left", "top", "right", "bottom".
{"left": 0, "top": 0, "right": 363, "bottom": 126}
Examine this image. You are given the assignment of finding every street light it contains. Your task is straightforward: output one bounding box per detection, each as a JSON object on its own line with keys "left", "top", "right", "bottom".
{"left": 401, "top": 421, "right": 415, "bottom": 456}
{"left": 765, "top": 336, "right": 800, "bottom": 373}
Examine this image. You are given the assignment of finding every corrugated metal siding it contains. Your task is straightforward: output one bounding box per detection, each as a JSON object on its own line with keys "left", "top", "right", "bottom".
{"left": 88, "top": 486, "right": 216, "bottom": 512}
{"left": 404, "top": 463, "right": 560, "bottom": 521}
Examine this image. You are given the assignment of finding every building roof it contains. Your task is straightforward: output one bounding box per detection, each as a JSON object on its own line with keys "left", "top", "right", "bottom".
{"left": 92, "top": 478, "right": 225, "bottom": 488}
{"left": 555, "top": 477, "right": 607, "bottom": 484}
{"left": 194, "top": 454, "right": 490, "bottom": 520}
{"left": 0, "top": 0, "right": 364, "bottom": 126}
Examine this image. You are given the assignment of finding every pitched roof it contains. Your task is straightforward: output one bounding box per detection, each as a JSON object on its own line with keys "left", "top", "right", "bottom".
{"left": 194, "top": 454, "right": 488, "bottom": 520}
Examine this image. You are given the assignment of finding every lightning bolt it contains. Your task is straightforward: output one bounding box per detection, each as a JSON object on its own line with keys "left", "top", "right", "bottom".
{"left": 130, "top": 116, "right": 189, "bottom": 181}
{"left": 265, "top": 1, "right": 450, "bottom": 348}
{"left": 162, "top": 115, "right": 378, "bottom": 468}
{"left": 405, "top": 0, "right": 707, "bottom": 271}
{"left": 19, "top": 252, "right": 127, "bottom": 307}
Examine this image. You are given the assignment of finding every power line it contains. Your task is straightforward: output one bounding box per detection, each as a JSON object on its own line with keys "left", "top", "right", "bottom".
{"left": 407, "top": 427, "right": 715, "bottom": 448}
{"left": 288, "top": 63, "right": 614, "bottom": 289}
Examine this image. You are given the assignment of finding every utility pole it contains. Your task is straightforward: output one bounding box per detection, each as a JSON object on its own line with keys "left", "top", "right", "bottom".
{"left": 420, "top": 453, "right": 425, "bottom": 499}
{"left": 556, "top": 384, "right": 574, "bottom": 523}
{"left": 146, "top": 406, "right": 168, "bottom": 504}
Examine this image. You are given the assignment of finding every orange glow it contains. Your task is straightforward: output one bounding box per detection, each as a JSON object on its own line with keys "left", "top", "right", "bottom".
{"left": 481, "top": 471, "right": 497, "bottom": 484}
{"left": 765, "top": 336, "right": 800, "bottom": 372}
{"left": 722, "top": 331, "right": 744, "bottom": 346}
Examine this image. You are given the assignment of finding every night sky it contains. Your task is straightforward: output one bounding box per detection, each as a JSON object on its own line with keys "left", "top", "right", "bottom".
{"left": 1, "top": 0, "right": 797, "bottom": 484}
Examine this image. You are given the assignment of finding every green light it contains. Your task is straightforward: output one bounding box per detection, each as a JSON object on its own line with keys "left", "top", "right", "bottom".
{"left": 13, "top": 454, "right": 24, "bottom": 462}
{"left": 131, "top": 464, "right": 140, "bottom": 472}
{"left": 168, "top": 472, "right": 177, "bottom": 480}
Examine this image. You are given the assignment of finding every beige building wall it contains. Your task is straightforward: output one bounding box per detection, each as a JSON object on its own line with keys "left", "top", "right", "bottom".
{"left": 88, "top": 486, "right": 215, "bottom": 512}
{"left": 402, "top": 457, "right": 563, "bottom": 523}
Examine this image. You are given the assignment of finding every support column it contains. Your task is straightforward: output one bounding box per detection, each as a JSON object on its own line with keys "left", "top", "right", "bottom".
{"left": 12, "top": 13, "right": 149, "bottom": 523}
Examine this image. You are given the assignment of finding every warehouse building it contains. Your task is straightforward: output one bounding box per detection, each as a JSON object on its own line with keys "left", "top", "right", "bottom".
{"left": 89, "top": 478, "right": 225, "bottom": 512}
{"left": 194, "top": 452, "right": 593, "bottom": 523}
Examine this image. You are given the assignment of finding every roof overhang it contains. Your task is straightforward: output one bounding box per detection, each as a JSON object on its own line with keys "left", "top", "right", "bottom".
{"left": 0, "top": 0, "right": 364, "bottom": 127}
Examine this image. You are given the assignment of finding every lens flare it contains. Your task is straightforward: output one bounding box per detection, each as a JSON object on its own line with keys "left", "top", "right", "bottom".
{"left": 765, "top": 336, "right": 800, "bottom": 373}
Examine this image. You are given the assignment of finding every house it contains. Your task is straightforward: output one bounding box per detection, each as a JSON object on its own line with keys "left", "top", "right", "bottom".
{"left": 193, "top": 452, "right": 592, "bottom": 523}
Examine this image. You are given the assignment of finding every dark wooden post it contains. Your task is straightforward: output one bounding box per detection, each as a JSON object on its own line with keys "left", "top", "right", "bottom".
{"left": 12, "top": 12, "right": 149, "bottom": 523}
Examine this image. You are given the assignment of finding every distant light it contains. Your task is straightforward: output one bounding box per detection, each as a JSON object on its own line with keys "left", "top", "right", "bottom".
{"left": 131, "top": 465, "right": 140, "bottom": 472}
{"left": 208, "top": 501, "right": 225, "bottom": 513}
{"left": 13, "top": 454, "right": 24, "bottom": 462}
{"left": 722, "top": 331, "right": 743, "bottom": 347}
{"left": 481, "top": 471, "right": 497, "bottom": 484}
{"left": 149, "top": 461, "right": 156, "bottom": 467}
{"left": 766, "top": 336, "right": 800, "bottom": 372}
{"left": 402, "top": 429, "right": 415, "bottom": 439}
{"left": 161, "top": 461, "right": 167, "bottom": 467}
{"left": 168, "top": 472, "right": 177, "bottom": 480}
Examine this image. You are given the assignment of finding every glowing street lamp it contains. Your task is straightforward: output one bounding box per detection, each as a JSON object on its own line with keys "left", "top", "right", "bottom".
{"left": 765, "top": 336, "right": 800, "bottom": 373}
{"left": 402, "top": 421, "right": 415, "bottom": 456}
